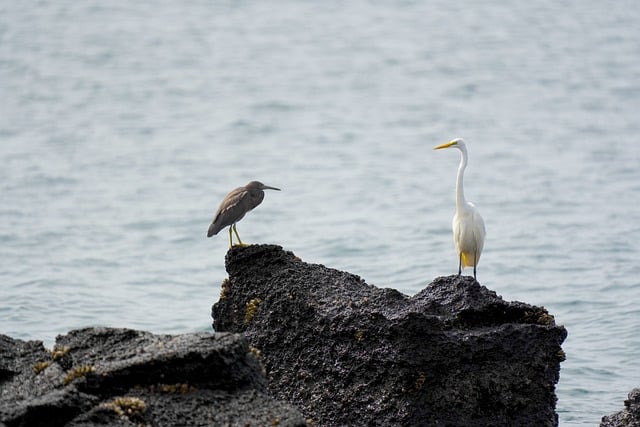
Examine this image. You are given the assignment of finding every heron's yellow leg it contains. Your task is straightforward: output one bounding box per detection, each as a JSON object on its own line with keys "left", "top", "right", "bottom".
{"left": 232, "top": 224, "right": 248, "bottom": 247}
{"left": 228, "top": 227, "right": 234, "bottom": 248}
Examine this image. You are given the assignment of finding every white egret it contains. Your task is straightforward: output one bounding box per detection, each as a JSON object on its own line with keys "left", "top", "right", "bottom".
{"left": 434, "top": 138, "right": 486, "bottom": 279}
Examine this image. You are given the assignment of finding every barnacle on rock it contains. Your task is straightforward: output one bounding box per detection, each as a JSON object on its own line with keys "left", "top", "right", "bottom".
{"left": 249, "top": 345, "right": 266, "bottom": 375}
{"left": 522, "top": 308, "right": 556, "bottom": 326}
{"left": 101, "top": 396, "right": 146, "bottom": 418}
{"left": 537, "top": 312, "right": 555, "bottom": 325}
{"left": 557, "top": 349, "right": 566, "bottom": 362}
{"left": 415, "top": 371, "right": 427, "bottom": 390}
{"left": 249, "top": 345, "right": 263, "bottom": 359}
{"left": 32, "top": 361, "right": 51, "bottom": 375}
{"left": 245, "top": 298, "right": 263, "bottom": 324}
{"left": 156, "top": 383, "right": 197, "bottom": 394}
{"left": 220, "top": 278, "right": 231, "bottom": 300}
{"left": 62, "top": 365, "right": 95, "bottom": 385}
{"left": 50, "top": 346, "right": 70, "bottom": 360}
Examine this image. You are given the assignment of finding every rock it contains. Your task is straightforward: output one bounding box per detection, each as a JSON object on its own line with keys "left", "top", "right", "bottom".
{"left": 601, "top": 388, "right": 640, "bottom": 427}
{"left": 0, "top": 328, "right": 306, "bottom": 427}
{"left": 212, "top": 244, "right": 567, "bottom": 426}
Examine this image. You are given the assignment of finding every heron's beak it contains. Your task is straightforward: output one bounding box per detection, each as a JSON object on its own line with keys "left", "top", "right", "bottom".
{"left": 434, "top": 140, "right": 457, "bottom": 150}
{"left": 263, "top": 185, "right": 281, "bottom": 191}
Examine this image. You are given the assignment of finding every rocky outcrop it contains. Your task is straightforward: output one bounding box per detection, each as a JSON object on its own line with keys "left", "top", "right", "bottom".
{"left": 213, "top": 244, "right": 567, "bottom": 426}
{"left": 0, "top": 328, "right": 306, "bottom": 427}
{"left": 601, "top": 388, "right": 640, "bottom": 427}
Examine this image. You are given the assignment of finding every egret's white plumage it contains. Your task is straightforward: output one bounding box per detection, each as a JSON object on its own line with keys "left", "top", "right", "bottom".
{"left": 434, "top": 138, "right": 486, "bottom": 279}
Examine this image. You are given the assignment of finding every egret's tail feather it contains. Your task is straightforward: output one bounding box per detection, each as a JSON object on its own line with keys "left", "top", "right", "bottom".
{"left": 460, "top": 251, "right": 480, "bottom": 268}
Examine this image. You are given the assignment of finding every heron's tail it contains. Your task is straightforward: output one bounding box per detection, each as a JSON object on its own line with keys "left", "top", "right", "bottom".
{"left": 207, "top": 221, "right": 220, "bottom": 238}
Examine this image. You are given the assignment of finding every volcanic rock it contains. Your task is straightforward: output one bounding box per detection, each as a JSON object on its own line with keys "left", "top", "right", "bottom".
{"left": 212, "top": 244, "right": 567, "bottom": 426}
{"left": 601, "top": 388, "right": 640, "bottom": 427}
{"left": 0, "top": 328, "right": 306, "bottom": 427}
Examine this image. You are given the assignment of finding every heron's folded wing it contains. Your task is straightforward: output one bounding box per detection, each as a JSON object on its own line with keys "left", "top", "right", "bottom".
{"left": 208, "top": 188, "right": 249, "bottom": 236}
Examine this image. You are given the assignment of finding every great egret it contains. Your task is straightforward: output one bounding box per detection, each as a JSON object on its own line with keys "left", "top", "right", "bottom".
{"left": 207, "top": 181, "right": 281, "bottom": 247}
{"left": 434, "top": 138, "right": 486, "bottom": 279}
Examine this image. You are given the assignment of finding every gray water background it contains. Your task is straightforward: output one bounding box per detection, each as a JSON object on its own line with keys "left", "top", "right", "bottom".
{"left": 2, "top": 1, "right": 640, "bottom": 424}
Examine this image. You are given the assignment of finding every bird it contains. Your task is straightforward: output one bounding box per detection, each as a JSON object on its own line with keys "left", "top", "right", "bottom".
{"left": 207, "top": 181, "right": 281, "bottom": 247}
{"left": 434, "top": 138, "right": 486, "bottom": 279}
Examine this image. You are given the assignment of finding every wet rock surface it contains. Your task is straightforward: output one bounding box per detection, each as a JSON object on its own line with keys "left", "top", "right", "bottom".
{"left": 601, "top": 388, "right": 640, "bottom": 427}
{"left": 0, "top": 328, "right": 306, "bottom": 427}
{"left": 213, "top": 244, "right": 567, "bottom": 426}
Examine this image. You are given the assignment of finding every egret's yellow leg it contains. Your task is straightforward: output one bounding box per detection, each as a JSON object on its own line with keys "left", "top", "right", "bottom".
{"left": 460, "top": 251, "right": 479, "bottom": 279}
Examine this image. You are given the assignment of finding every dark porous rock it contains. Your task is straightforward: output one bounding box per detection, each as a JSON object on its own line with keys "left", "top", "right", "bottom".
{"left": 601, "top": 388, "right": 640, "bottom": 427}
{"left": 0, "top": 328, "right": 306, "bottom": 427}
{"left": 212, "top": 244, "right": 568, "bottom": 427}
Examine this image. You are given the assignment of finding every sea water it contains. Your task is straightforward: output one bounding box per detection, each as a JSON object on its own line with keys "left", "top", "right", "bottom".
{"left": 2, "top": 1, "right": 640, "bottom": 424}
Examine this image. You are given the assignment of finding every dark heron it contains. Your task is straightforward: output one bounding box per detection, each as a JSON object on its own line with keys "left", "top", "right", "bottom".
{"left": 207, "top": 181, "right": 281, "bottom": 247}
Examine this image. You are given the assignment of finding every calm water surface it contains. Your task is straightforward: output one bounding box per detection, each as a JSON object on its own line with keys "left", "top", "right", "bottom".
{"left": 2, "top": 1, "right": 640, "bottom": 425}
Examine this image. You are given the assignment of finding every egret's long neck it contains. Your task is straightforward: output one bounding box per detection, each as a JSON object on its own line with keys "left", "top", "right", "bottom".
{"left": 455, "top": 146, "right": 468, "bottom": 211}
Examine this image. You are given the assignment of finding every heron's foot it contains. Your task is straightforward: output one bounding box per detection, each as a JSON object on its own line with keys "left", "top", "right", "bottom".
{"left": 230, "top": 242, "right": 249, "bottom": 248}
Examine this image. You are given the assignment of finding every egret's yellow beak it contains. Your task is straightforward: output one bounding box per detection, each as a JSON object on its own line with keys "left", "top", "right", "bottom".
{"left": 434, "top": 140, "right": 457, "bottom": 150}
